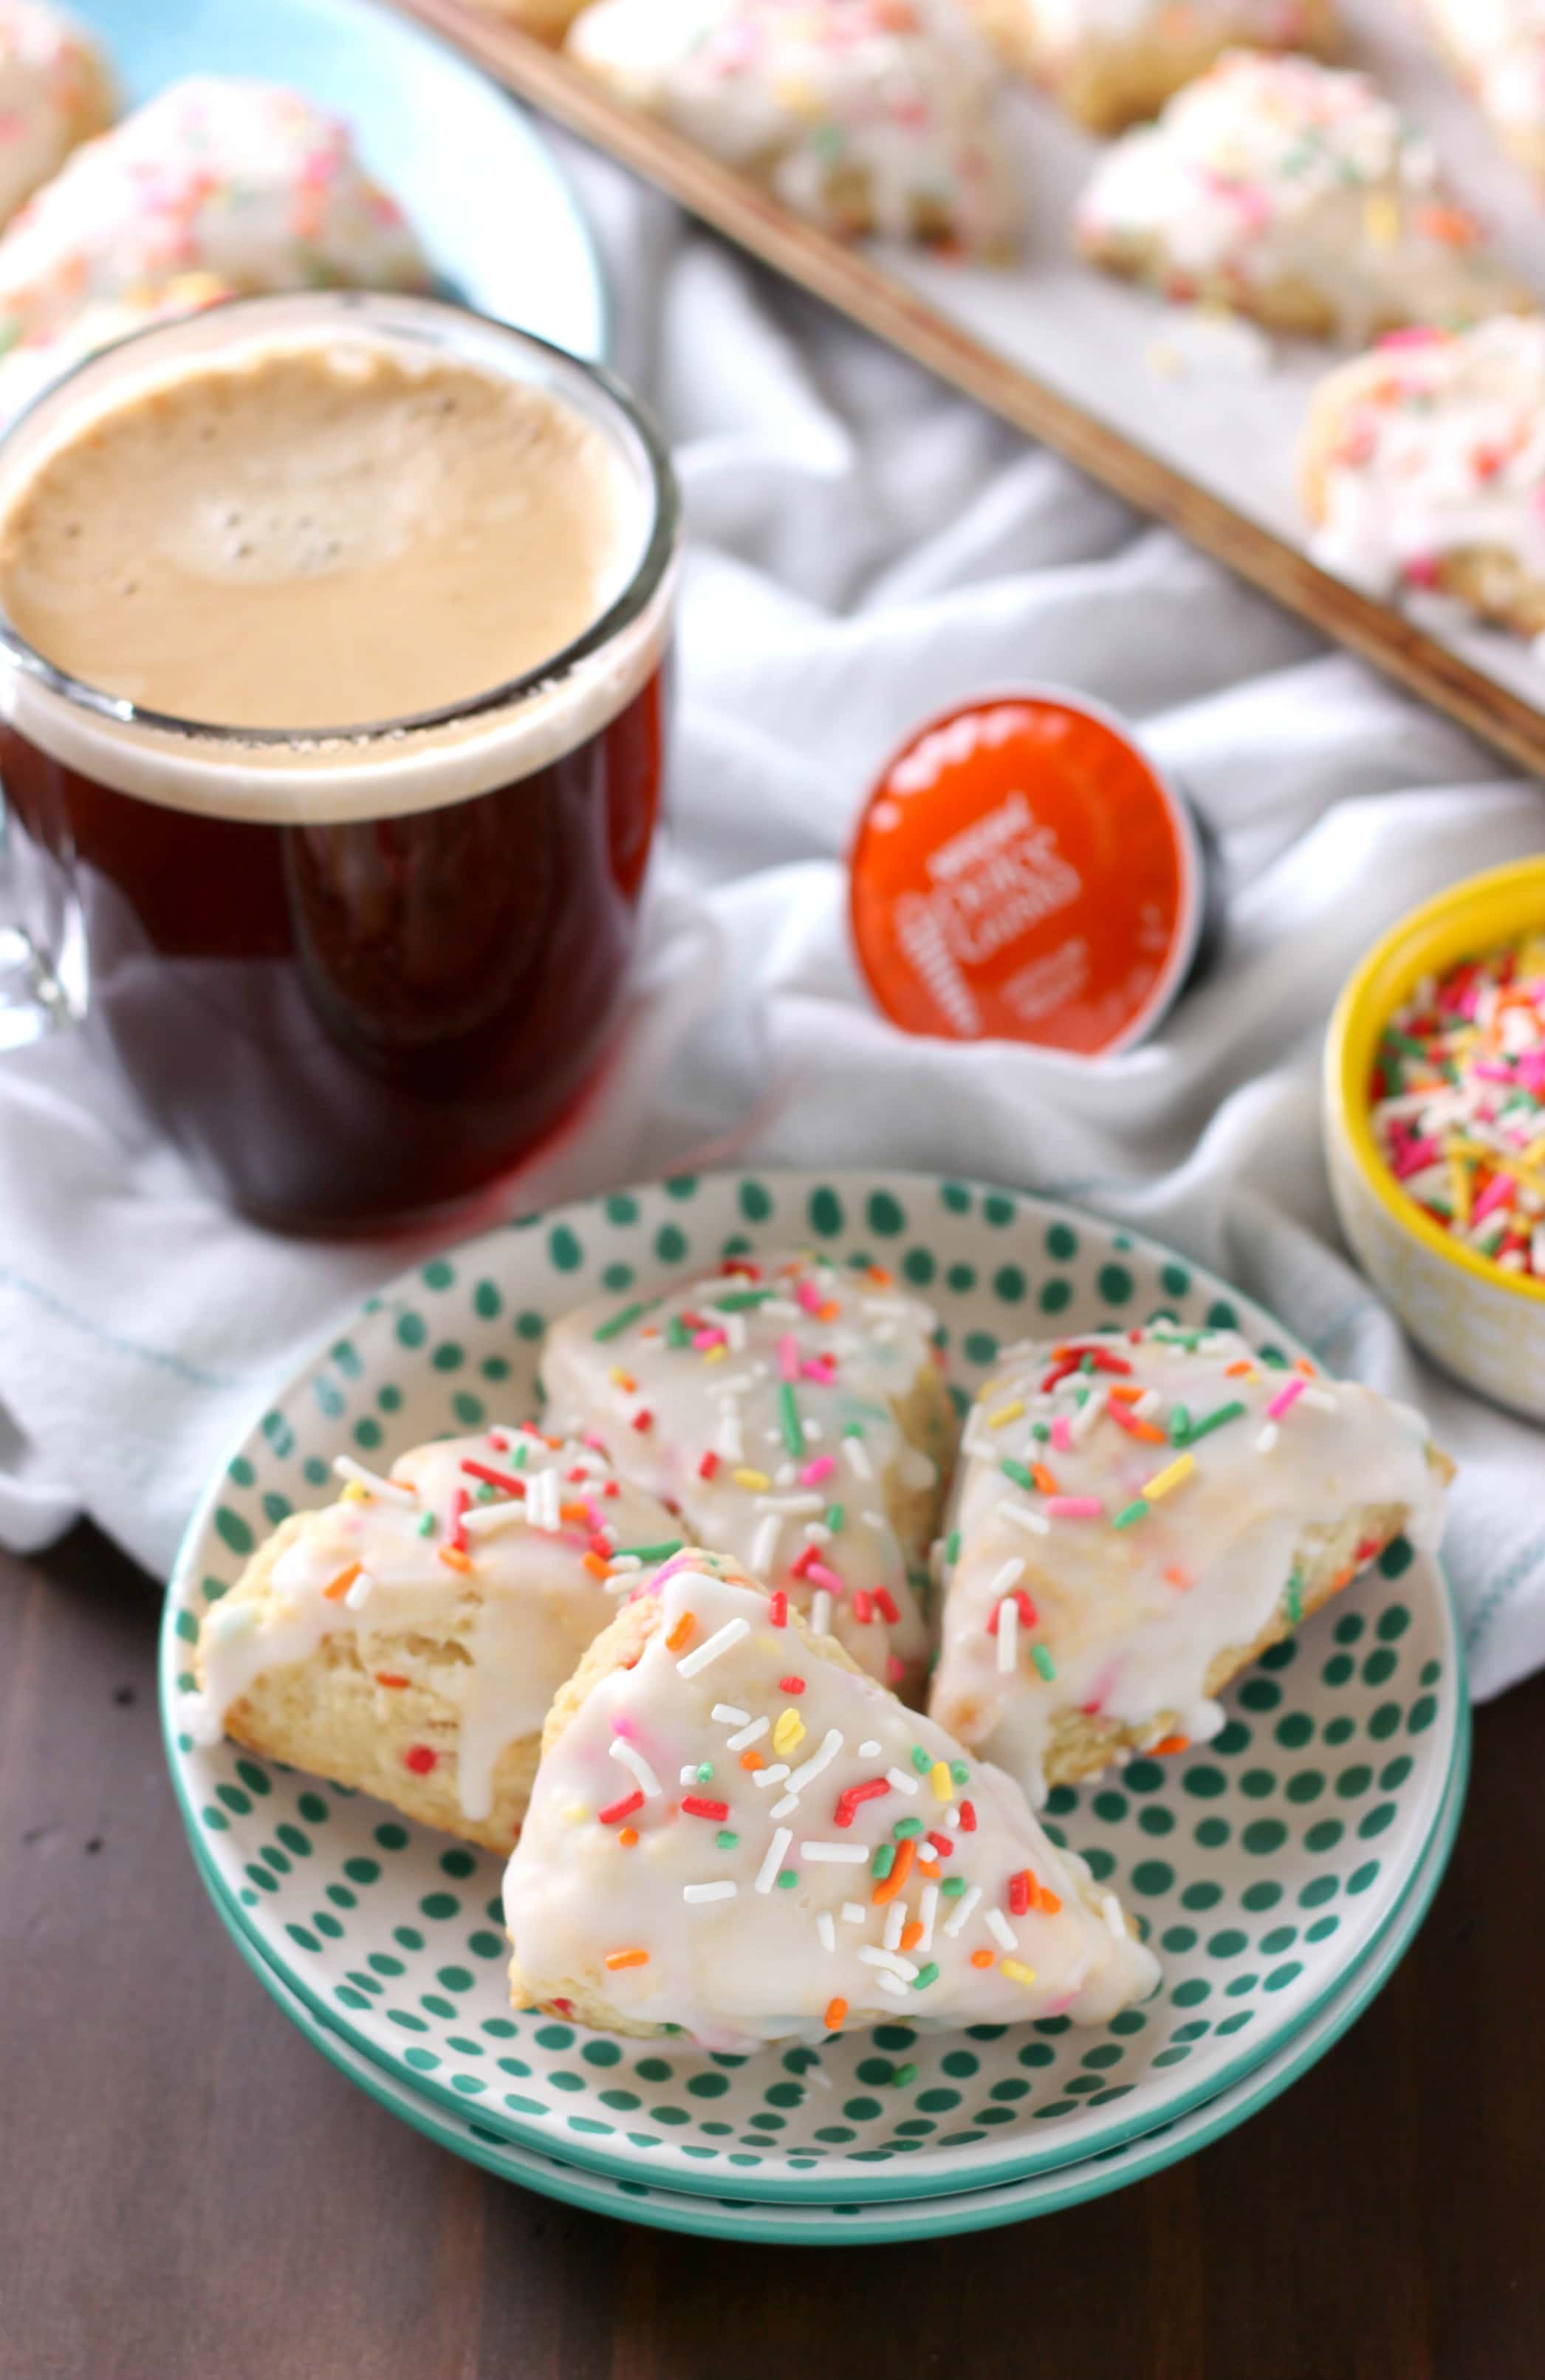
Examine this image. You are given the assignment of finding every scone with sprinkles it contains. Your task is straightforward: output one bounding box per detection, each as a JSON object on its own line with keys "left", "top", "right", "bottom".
{"left": 539, "top": 1249, "right": 957, "bottom": 1699}
{"left": 503, "top": 1551, "right": 1159, "bottom": 2047}
{"left": 1075, "top": 52, "right": 1531, "bottom": 343}
{"left": 0, "top": 75, "right": 428, "bottom": 346}
{"left": 183, "top": 1426, "right": 685, "bottom": 1852}
{"left": 1419, "top": 0, "right": 1545, "bottom": 186}
{"left": 965, "top": 0, "right": 1337, "bottom": 135}
{"left": 566, "top": 0, "right": 1017, "bottom": 256}
{"left": 929, "top": 1327, "right": 1452, "bottom": 1805}
{"left": 1301, "top": 315, "right": 1545, "bottom": 635}
{"left": 0, "top": 1, "right": 114, "bottom": 232}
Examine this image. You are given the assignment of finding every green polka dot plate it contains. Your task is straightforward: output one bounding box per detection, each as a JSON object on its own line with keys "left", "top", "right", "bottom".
{"left": 191, "top": 1699, "right": 1468, "bottom": 2240}
{"left": 161, "top": 1170, "right": 1465, "bottom": 2205}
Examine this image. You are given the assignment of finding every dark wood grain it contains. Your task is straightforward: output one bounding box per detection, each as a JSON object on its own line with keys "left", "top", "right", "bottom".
{"left": 1, "top": 1527, "right": 1542, "bottom": 2380}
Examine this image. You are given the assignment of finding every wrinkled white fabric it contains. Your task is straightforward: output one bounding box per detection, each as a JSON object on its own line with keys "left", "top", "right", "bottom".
{"left": 0, "top": 140, "right": 1541, "bottom": 1698}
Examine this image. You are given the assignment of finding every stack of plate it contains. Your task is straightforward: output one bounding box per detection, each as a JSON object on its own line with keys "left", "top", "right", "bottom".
{"left": 160, "top": 1171, "right": 1467, "bottom": 2243}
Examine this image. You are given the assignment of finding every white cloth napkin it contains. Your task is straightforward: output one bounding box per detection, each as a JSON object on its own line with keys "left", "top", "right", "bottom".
{"left": 1, "top": 140, "right": 1541, "bottom": 1701}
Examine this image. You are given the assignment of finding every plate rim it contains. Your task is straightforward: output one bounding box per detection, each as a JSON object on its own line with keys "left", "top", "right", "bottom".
{"left": 160, "top": 1166, "right": 1465, "bottom": 2203}
{"left": 195, "top": 1700, "right": 1471, "bottom": 2243}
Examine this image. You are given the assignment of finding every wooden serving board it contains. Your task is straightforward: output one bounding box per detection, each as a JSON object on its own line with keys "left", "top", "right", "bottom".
{"left": 392, "top": 0, "right": 1545, "bottom": 778}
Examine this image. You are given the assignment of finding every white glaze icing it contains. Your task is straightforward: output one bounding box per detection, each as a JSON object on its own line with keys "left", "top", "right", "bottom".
{"left": 568, "top": 0, "right": 1014, "bottom": 253}
{"left": 540, "top": 1249, "right": 953, "bottom": 1692}
{"left": 185, "top": 1425, "right": 682, "bottom": 1822}
{"left": 1306, "top": 316, "right": 1545, "bottom": 600}
{"left": 0, "top": 1, "right": 112, "bottom": 231}
{"left": 1004, "top": 0, "right": 1318, "bottom": 69}
{"left": 0, "top": 75, "right": 427, "bottom": 344}
{"left": 501, "top": 1555, "right": 1159, "bottom": 2048}
{"left": 1077, "top": 51, "right": 1521, "bottom": 341}
{"left": 928, "top": 1326, "right": 1448, "bottom": 1804}
{"left": 1422, "top": 0, "right": 1545, "bottom": 171}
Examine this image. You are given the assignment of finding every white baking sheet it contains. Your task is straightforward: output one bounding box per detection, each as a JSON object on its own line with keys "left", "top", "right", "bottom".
{"left": 874, "top": 0, "right": 1545, "bottom": 716}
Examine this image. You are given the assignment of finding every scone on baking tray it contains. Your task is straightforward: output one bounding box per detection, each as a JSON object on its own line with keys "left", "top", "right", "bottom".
{"left": 0, "top": 0, "right": 114, "bottom": 233}
{"left": 928, "top": 1327, "right": 1453, "bottom": 1805}
{"left": 1419, "top": 0, "right": 1545, "bottom": 185}
{"left": 502, "top": 1551, "right": 1159, "bottom": 2046}
{"left": 184, "top": 1427, "right": 685, "bottom": 1851}
{"left": 538, "top": 1247, "right": 958, "bottom": 1701}
{"left": 1301, "top": 314, "right": 1545, "bottom": 636}
{"left": 0, "top": 75, "right": 428, "bottom": 344}
{"left": 1075, "top": 52, "right": 1532, "bottom": 343}
{"left": 566, "top": 0, "right": 1018, "bottom": 255}
{"left": 964, "top": 0, "right": 1338, "bottom": 134}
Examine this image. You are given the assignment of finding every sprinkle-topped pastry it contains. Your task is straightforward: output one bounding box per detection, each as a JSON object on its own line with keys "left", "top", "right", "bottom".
{"left": 1420, "top": 0, "right": 1545, "bottom": 185}
{"left": 928, "top": 1327, "right": 1451, "bottom": 1803}
{"left": 0, "top": 1, "right": 113, "bottom": 233}
{"left": 566, "top": 0, "right": 1017, "bottom": 256}
{"left": 503, "top": 1553, "right": 1159, "bottom": 2047}
{"left": 1075, "top": 52, "right": 1529, "bottom": 344}
{"left": 1371, "top": 930, "right": 1545, "bottom": 1280}
{"left": 965, "top": 0, "right": 1338, "bottom": 135}
{"left": 0, "top": 75, "right": 428, "bottom": 346}
{"left": 539, "top": 1249, "right": 956, "bottom": 1698}
{"left": 1301, "top": 316, "right": 1545, "bottom": 637}
{"left": 183, "top": 1426, "right": 683, "bottom": 1851}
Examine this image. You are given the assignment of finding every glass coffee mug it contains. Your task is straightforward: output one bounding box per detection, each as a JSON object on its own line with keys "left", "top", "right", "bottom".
{"left": 0, "top": 291, "right": 679, "bottom": 1231}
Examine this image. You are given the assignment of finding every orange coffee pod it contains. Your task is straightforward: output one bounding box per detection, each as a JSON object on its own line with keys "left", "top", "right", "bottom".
{"left": 849, "top": 689, "right": 1213, "bottom": 1056}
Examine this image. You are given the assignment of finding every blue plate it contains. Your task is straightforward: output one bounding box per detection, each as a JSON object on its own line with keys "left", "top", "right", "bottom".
{"left": 69, "top": 0, "right": 606, "bottom": 358}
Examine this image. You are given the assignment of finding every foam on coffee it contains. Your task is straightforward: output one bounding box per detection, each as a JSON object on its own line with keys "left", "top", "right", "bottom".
{"left": 0, "top": 337, "right": 641, "bottom": 733}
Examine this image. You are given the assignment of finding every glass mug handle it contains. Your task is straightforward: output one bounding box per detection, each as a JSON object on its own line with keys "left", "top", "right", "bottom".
{"left": 0, "top": 770, "right": 87, "bottom": 1050}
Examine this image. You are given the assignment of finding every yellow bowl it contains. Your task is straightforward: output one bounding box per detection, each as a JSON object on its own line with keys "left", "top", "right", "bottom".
{"left": 1324, "top": 854, "right": 1545, "bottom": 1422}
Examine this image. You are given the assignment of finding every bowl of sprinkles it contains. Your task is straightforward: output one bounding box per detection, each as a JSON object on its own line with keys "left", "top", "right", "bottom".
{"left": 1326, "top": 857, "right": 1545, "bottom": 1422}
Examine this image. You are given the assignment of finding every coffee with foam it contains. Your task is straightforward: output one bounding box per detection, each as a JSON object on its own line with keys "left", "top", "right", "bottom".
{"left": 0, "top": 337, "right": 641, "bottom": 733}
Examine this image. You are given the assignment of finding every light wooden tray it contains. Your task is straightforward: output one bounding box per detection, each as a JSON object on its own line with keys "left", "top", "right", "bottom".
{"left": 393, "top": 0, "right": 1545, "bottom": 778}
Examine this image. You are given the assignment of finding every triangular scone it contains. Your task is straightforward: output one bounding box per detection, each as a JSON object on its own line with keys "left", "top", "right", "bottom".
{"left": 965, "top": 0, "right": 1338, "bottom": 134}
{"left": 929, "top": 1328, "right": 1453, "bottom": 1805}
{"left": 1420, "top": 0, "right": 1545, "bottom": 186}
{"left": 566, "top": 0, "right": 1017, "bottom": 256}
{"left": 1075, "top": 52, "right": 1531, "bottom": 343}
{"left": 540, "top": 1250, "right": 957, "bottom": 1699}
{"left": 1302, "top": 316, "right": 1545, "bottom": 637}
{"left": 503, "top": 1553, "right": 1159, "bottom": 2048}
{"left": 183, "top": 1426, "right": 683, "bottom": 1851}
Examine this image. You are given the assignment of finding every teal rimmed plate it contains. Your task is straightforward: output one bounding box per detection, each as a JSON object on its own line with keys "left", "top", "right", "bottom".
{"left": 161, "top": 1171, "right": 1463, "bottom": 2204}
{"left": 196, "top": 1701, "right": 1469, "bottom": 2241}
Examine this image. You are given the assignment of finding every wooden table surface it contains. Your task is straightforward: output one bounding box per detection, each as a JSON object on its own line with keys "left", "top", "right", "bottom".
{"left": 4, "top": 1524, "right": 1542, "bottom": 2380}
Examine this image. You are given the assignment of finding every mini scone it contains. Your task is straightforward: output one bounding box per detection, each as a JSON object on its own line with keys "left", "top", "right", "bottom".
{"left": 0, "top": 1, "right": 114, "bottom": 232}
{"left": 928, "top": 1326, "right": 1452, "bottom": 1804}
{"left": 0, "top": 75, "right": 428, "bottom": 345}
{"left": 566, "top": 0, "right": 1017, "bottom": 256}
{"left": 1075, "top": 52, "right": 1532, "bottom": 344}
{"left": 539, "top": 1249, "right": 958, "bottom": 1698}
{"left": 1419, "top": 0, "right": 1545, "bottom": 185}
{"left": 965, "top": 0, "right": 1338, "bottom": 135}
{"left": 503, "top": 1551, "right": 1160, "bottom": 2047}
{"left": 182, "top": 1426, "right": 685, "bottom": 1851}
{"left": 1301, "top": 315, "right": 1545, "bottom": 635}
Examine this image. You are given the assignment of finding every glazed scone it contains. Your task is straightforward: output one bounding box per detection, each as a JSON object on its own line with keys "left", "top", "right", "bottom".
{"left": 928, "top": 1327, "right": 1452, "bottom": 1805}
{"left": 539, "top": 1248, "right": 958, "bottom": 1698}
{"left": 0, "top": 271, "right": 232, "bottom": 430}
{"left": 1075, "top": 52, "right": 1532, "bottom": 343}
{"left": 1420, "top": 0, "right": 1545, "bottom": 185}
{"left": 1301, "top": 315, "right": 1545, "bottom": 635}
{"left": 566, "top": 0, "right": 1017, "bottom": 256}
{"left": 183, "top": 1427, "right": 685, "bottom": 1851}
{"left": 0, "top": 76, "right": 428, "bottom": 345}
{"left": 0, "top": 1, "right": 113, "bottom": 231}
{"left": 966, "top": 0, "right": 1337, "bottom": 134}
{"left": 503, "top": 1551, "right": 1160, "bottom": 2046}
